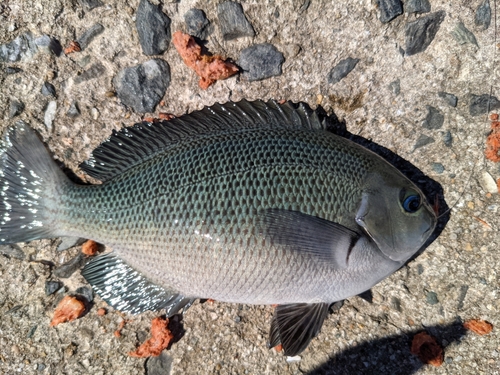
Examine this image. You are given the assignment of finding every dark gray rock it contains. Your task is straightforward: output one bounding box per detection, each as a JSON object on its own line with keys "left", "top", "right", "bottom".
{"left": 388, "top": 79, "right": 400, "bottom": 95}
{"left": 217, "top": 2, "right": 255, "bottom": 40}
{"left": 184, "top": 9, "right": 210, "bottom": 39}
{"left": 476, "top": 0, "right": 491, "bottom": 30}
{"left": 57, "top": 237, "right": 85, "bottom": 251}
{"left": 457, "top": 285, "right": 469, "bottom": 310}
{"left": 113, "top": 59, "right": 171, "bottom": 113}
{"left": 391, "top": 297, "right": 402, "bottom": 312}
{"left": 66, "top": 102, "right": 81, "bottom": 118}
{"left": 41, "top": 82, "right": 56, "bottom": 97}
{"left": 327, "top": 57, "right": 359, "bottom": 84}
{"left": 0, "top": 244, "right": 25, "bottom": 259}
{"left": 422, "top": 105, "right": 444, "bottom": 129}
{"left": 426, "top": 291, "right": 439, "bottom": 305}
{"left": 77, "top": 23, "right": 105, "bottom": 50}
{"left": 405, "top": 11, "right": 445, "bottom": 56}
{"left": 238, "top": 43, "right": 284, "bottom": 82}
{"left": 438, "top": 91, "right": 457, "bottom": 107}
{"left": 329, "top": 300, "right": 344, "bottom": 313}
{"left": 74, "top": 62, "right": 106, "bottom": 84}
{"left": 76, "top": 286, "right": 94, "bottom": 303}
{"left": 417, "top": 264, "right": 424, "bottom": 275}
{"left": 77, "top": 0, "right": 103, "bottom": 11}
{"left": 297, "top": 0, "right": 311, "bottom": 14}
{"left": 53, "top": 253, "right": 87, "bottom": 278}
{"left": 5, "top": 67, "right": 22, "bottom": 74}
{"left": 469, "top": 94, "right": 500, "bottom": 116}
{"left": 414, "top": 134, "right": 435, "bottom": 149}
{"left": 442, "top": 130, "right": 452, "bottom": 147}
{"left": 146, "top": 350, "right": 173, "bottom": 375}
{"left": 377, "top": 0, "right": 403, "bottom": 23}
{"left": 45, "top": 280, "right": 63, "bottom": 296}
{"left": 9, "top": 99, "right": 24, "bottom": 118}
{"left": 34, "top": 35, "right": 62, "bottom": 56}
{"left": 0, "top": 32, "right": 37, "bottom": 62}
{"left": 431, "top": 162, "right": 445, "bottom": 174}
{"left": 405, "top": 0, "right": 431, "bottom": 14}
{"left": 451, "top": 22, "right": 478, "bottom": 47}
{"left": 136, "top": 0, "right": 171, "bottom": 56}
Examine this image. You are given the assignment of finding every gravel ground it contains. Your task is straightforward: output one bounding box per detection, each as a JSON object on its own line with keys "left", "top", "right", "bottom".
{"left": 0, "top": 1, "right": 499, "bottom": 374}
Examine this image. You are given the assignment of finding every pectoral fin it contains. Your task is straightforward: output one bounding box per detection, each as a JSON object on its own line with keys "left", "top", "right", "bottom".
{"left": 261, "top": 209, "right": 359, "bottom": 268}
{"left": 268, "top": 303, "right": 330, "bottom": 356}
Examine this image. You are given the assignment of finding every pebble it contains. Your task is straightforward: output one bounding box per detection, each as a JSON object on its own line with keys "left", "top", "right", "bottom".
{"left": 377, "top": 0, "right": 403, "bottom": 23}
{"left": 469, "top": 94, "right": 500, "bottom": 116}
{"left": 405, "top": 11, "right": 445, "bottom": 56}
{"left": 41, "top": 81, "right": 56, "bottom": 97}
{"left": 0, "top": 32, "right": 38, "bottom": 62}
{"left": 329, "top": 300, "right": 344, "bottom": 313}
{"left": 184, "top": 9, "right": 211, "bottom": 39}
{"left": 217, "top": 1, "right": 255, "bottom": 40}
{"left": 457, "top": 285, "right": 469, "bottom": 310}
{"left": 388, "top": 79, "right": 400, "bottom": 95}
{"left": 34, "top": 35, "right": 61, "bottom": 56}
{"left": 451, "top": 22, "right": 478, "bottom": 47}
{"left": 238, "top": 43, "right": 284, "bottom": 82}
{"left": 77, "top": 23, "right": 104, "bottom": 50}
{"left": 431, "top": 162, "right": 445, "bottom": 174}
{"left": 66, "top": 102, "right": 81, "bottom": 118}
{"left": 0, "top": 244, "right": 25, "bottom": 259}
{"left": 113, "top": 59, "right": 171, "bottom": 113}
{"left": 327, "top": 57, "right": 359, "bottom": 84}
{"left": 91, "top": 107, "right": 100, "bottom": 120}
{"left": 44, "top": 101, "right": 57, "bottom": 132}
{"left": 78, "top": 55, "right": 91, "bottom": 68}
{"left": 74, "top": 62, "right": 106, "bottom": 84}
{"left": 422, "top": 105, "right": 444, "bottom": 129}
{"left": 146, "top": 350, "right": 173, "bottom": 375}
{"left": 426, "top": 291, "right": 439, "bottom": 305}
{"left": 417, "top": 264, "right": 424, "bottom": 275}
{"left": 391, "top": 297, "right": 402, "bottom": 312}
{"left": 405, "top": 0, "right": 431, "bottom": 14}
{"left": 286, "top": 355, "right": 301, "bottom": 363}
{"left": 45, "top": 280, "right": 63, "bottom": 296}
{"left": 475, "top": 0, "right": 491, "bottom": 30}
{"left": 438, "top": 91, "right": 457, "bottom": 107}
{"left": 5, "top": 66, "right": 22, "bottom": 74}
{"left": 136, "top": 0, "right": 171, "bottom": 56}
{"left": 53, "top": 252, "right": 86, "bottom": 278}
{"left": 9, "top": 99, "right": 25, "bottom": 118}
{"left": 76, "top": 286, "right": 94, "bottom": 303}
{"left": 413, "top": 134, "right": 435, "bottom": 150}
{"left": 77, "top": 0, "right": 103, "bottom": 11}
{"left": 478, "top": 171, "right": 498, "bottom": 194}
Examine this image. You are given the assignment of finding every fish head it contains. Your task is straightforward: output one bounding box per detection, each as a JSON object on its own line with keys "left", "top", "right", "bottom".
{"left": 355, "top": 170, "right": 437, "bottom": 262}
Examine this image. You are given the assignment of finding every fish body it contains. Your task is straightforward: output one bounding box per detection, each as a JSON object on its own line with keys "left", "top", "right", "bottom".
{"left": 0, "top": 100, "right": 437, "bottom": 355}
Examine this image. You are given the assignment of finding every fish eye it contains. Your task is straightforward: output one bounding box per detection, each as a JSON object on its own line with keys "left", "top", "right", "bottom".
{"left": 400, "top": 189, "right": 421, "bottom": 213}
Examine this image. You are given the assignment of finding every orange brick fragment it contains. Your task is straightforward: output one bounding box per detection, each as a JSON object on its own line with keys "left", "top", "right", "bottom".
{"left": 97, "top": 308, "right": 107, "bottom": 316}
{"left": 486, "top": 115, "right": 500, "bottom": 162}
{"left": 114, "top": 320, "right": 126, "bottom": 338}
{"left": 129, "top": 317, "right": 174, "bottom": 358}
{"left": 274, "top": 344, "right": 283, "bottom": 352}
{"left": 50, "top": 296, "right": 86, "bottom": 327}
{"left": 158, "top": 112, "right": 175, "bottom": 120}
{"left": 81, "top": 240, "right": 98, "bottom": 256}
{"left": 173, "top": 31, "right": 239, "bottom": 89}
{"left": 410, "top": 331, "right": 443, "bottom": 367}
{"left": 463, "top": 319, "right": 493, "bottom": 335}
{"left": 64, "top": 40, "right": 81, "bottom": 54}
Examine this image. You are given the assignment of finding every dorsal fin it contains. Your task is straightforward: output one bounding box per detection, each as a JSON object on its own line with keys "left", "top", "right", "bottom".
{"left": 80, "top": 99, "right": 335, "bottom": 182}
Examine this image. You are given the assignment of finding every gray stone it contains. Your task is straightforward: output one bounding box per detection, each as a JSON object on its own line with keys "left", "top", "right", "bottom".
{"left": 53, "top": 253, "right": 87, "bottom": 278}
{"left": 475, "top": 0, "right": 491, "bottom": 30}
{"left": 457, "top": 285, "right": 469, "bottom": 310}
{"left": 451, "top": 22, "right": 478, "bottom": 47}
{"left": 45, "top": 280, "right": 63, "bottom": 296}
{"left": 405, "top": 11, "right": 445, "bottom": 56}
{"left": 136, "top": 0, "right": 171, "bottom": 56}
{"left": 76, "top": 286, "right": 94, "bottom": 303}
{"left": 297, "top": 0, "right": 311, "bottom": 14}
{"left": 77, "top": 23, "right": 105, "bottom": 50}
{"left": 426, "top": 291, "right": 439, "bottom": 305}
{"left": 44, "top": 101, "right": 57, "bottom": 132}
{"left": 405, "top": 0, "right": 431, "bottom": 14}
{"left": 377, "top": 0, "right": 403, "bottom": 23}
{"left": 0, "top": 32, "right": 38, "bottom": 62}
{"left": 391, "top": 297, "right": 402, "bottom": 312}
{"left": 9, "top": 99, "right": 24, "bottom": 118}
{"left": 5, "top": 67, "right": 22, "bottom": 74}
{"left": 414, "top": 134, "right": 435, "bottom": 149}
{"left": 442, "top": 130, "right": 452, "bottom": 147}
{"left": 0, "top": 244, "right": 25, "bottom": 259}
{"left": 388, "top": 79, "right": 400, "bottom": 95}
{"left": 77, "top": 0, "right": 103, "bottom": 11}
{"left": 113, "top": 59, "right": 171, "bottom": 113}
{"left": 146, "top": 350, "right": 173, "bottom": 375}
{"left": 469, "top": 94, "right": 500, "bottom": 116}
{"left": 217, "top": 2, "right": 255, "bottom": 40}
{"left": 184, "top": 9, "right": 210, "bottom": 39}
{"left": 327, "top": 57, "right": 359, "bottom": 84}
{"left": 438, "top": 91, "right": 457, "bottom": 107}
{"left": 66, "top": 102, "right": 81, "bottom": 118}
{"left": 422, "top": 105, "right": 444, "bottom": 129}
{"left": 41, "top": 81, "right": 56, "bottom": 97}
{"left": 431, "top": 162, "right": 445, "bottom": 174}
{"left": 74, "top": 62, "right": 106, "bottom": 84}
{"left": 238, "top": 43, "right": 284, "bottom": 82}
{"left": 33, "top": 35, "right": 61, "bottom": 56}
{"left": 57, "top": 237, "right": 85, "bottom": 251}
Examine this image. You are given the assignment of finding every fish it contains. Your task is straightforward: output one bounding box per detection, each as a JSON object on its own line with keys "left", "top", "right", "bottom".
{"left": 0, "top": 99, "right": 437, "bottom": 356}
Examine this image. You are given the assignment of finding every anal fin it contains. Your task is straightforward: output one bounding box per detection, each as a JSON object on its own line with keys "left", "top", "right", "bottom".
{"left": 269, "top": 303, "right": 330, "bottom": 356}
{"left": 82, "top": 253, "right": 195, "bottom": 316}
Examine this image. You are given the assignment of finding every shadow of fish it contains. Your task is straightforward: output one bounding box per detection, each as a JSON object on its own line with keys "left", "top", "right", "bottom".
{"left": 0, "top": 100, "right": 437, "bottom": 356}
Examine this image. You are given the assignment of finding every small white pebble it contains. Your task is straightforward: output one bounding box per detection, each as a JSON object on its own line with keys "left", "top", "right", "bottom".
{"left": 286, "top": 355, "right": 301, "bottom": 363}
{"left": 478, "top": 171, "right": 498, "bottom": 194}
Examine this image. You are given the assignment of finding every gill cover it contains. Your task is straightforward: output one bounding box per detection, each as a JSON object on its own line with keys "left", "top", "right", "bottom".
{"left": 355, "top": 172, "right": 437, "bottom": 262}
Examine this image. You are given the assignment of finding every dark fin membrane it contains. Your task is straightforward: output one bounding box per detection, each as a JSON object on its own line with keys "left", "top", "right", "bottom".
{"left": 357, "top": 289, "right": 373, "bottom": 303}
{"left": 269, "top": 303, "right": 330, "bottom": 356}
{"left": 82, "top": 253, "right": 195, "bottom": 316}
{"left": 80, "top": 99, "right": 336, "bottom": 182}
{"left": 261, "top": 209, "right": 359, "bottom": 269}
{"left": 0, "top": 122, "right": 68, "bottom": 244}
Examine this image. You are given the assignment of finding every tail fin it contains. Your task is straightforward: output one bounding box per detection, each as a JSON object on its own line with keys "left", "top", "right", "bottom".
{"left": 0, "top": 122, "right": 69, "bottom": 244}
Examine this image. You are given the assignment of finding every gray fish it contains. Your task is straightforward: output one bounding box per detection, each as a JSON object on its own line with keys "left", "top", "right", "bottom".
{"left": 0, "top": 100, "right": 436, "bottom": 355}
